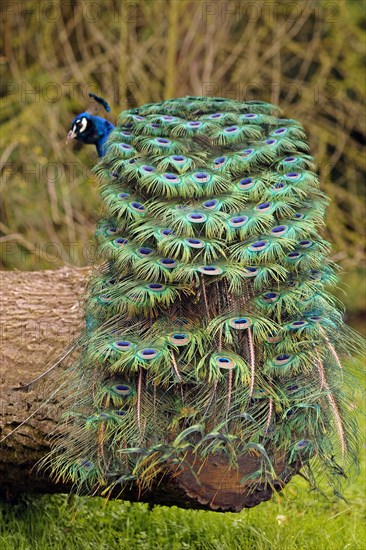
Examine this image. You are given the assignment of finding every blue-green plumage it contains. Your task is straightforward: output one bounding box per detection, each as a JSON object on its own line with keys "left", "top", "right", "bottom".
{"left": 51, "top": 96, "right": 363, "bottom": 504}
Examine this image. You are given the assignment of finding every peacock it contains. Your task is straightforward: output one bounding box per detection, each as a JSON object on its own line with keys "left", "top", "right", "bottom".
{"left": 52, "top": 95, "right": 363, "bottom": 508}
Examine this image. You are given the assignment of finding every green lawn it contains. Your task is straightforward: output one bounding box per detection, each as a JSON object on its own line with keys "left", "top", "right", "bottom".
{"left": 1, "top": 368, "right": 365, "bottom": 550}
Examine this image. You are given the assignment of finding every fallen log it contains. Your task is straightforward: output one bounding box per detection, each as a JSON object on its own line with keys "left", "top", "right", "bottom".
{"left": 0, "top": 267, "right": 296, "bottom": 511}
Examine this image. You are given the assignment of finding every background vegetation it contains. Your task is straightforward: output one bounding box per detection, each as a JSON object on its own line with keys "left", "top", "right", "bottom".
{"left": 0, "top": 0, "right": 365, "bottom": 548}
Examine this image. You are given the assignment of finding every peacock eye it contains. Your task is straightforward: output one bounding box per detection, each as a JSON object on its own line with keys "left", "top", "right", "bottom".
{"left": 168, "top": 332, "right": 190, "bottom": 346}
{"left": 240, "top": 148, "right": 254, "bottom": 158}
{"left": 228, "top": 215, "right": 248, "bottom": 228}
{"left": 79, "top": 117, "right": 88, "bottom": 133}
{"left": 159, "top": 258, "right": 177, "bottom": 268}
{"left": 273, "top": 353, "right": 292, "bottom": 366}
{"left": 262, "top": 291, "right": 279, "bottom": 303}
{"left": 137, "top": 348, "right": 159, "bottom": 360}
{"left": 198, "top": 265, "right": 223, "bottom": 275}
{"left": 113, "top": 340, "right": 134, "bottom": 351}
{"left": 249, "top": 240, "right": 269, "bottom": 252}
{"left": 229, "top": 317, "right": 251, "bottom": 329}
{"left": 215, "top": 355, "right": 235, "bottom": 369}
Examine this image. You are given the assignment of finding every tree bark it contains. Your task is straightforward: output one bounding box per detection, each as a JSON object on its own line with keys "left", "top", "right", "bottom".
{"left": 0, "top": 267, "right": 296, "bottom": 511}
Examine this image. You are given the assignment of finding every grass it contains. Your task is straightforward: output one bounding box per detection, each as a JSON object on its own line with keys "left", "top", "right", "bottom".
{"left": 1, "top": 366, "right": 365, "bottom": 550}
{"left": 0, "top": 470, "right": 365, "bottom": 550}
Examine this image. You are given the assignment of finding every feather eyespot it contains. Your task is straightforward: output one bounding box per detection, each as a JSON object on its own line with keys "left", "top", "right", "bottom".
{"left": 299, "top": 240, "right": 313, "bottom": 248}
{"left": 113, "top": 341, "right": 135, "bottom": 351}
{"left": 137, "top": 247, "right": 153, "bottom": 256}
{"left": 198, "top": 265, "right": 223, "bottom": 275}
{"left": 293, "top": 212, "right": 305, "bottom": 219}
{"left": 289, "top": 321, "right": 308, "bottom": 329}
{"left": 171, "top": 155, "right": 186, "bottom": 163}
{"left": 202, "top": 199, "right": 219, "bottom": 209}
{"left": 243, "top": 113, "right": 257, "bottom": 118}
{"left": 163, "top": 173, "right": 180, "bottom": 184}
{"left": 249, "top": 240, "right": 269, "bottom": 252}
{"left": 106, "top": 227, "right": 118, "bottom": 235}
{"left": 187, "top": 121, "right": 202, "bottom": 128}
{"left": 271, "top": 182, "right": 285, "bottom": 191}
{"left": 187, "top": 213, "right": 207, "bottom": 223}
{"left": 137, "top": 348, "right": 159, "bottom": 360}
{"left": 256, "top": 201, "right": 271, "bottom": 212}
{"left": 265, "top": 138, "right": 276, "bottom": 145}
{"left": 238, "top": 177, "right": 255, "bottom": 190}
{"left": 168, "top": 333, "right": 191, "bottom": 346}
{"left": 141, "top": 165, "right": 155, "bottom": 172}
{"left": 273, "top": 353, "right": 292, "bottom": 366}
{"left": 208, "top": 113, "right": 223, "bottom": 119}
{"left": 160, "top": 228, "right": 175, "bottom": 237}
{"left": 112, "top": 384, "right": 134, "bottom": 396}
{"left": 212, "top": 156, "right": 226, "bottom": 168}
{"left": 229, "top": 317, "right": 251, "bottom": 329}
{"left": 228, "top": 215, "right": 248, "bottom": 228}
{"left": 193, "top": 172, "right": 210, "bottom": 183}
{"left": 273, "top": 127, "right": 287, "bottom": 135}
{"left": 296, "top": 440, "right": 310, "bottom": 449}
{"left": 271, "top": 225, "right": 288, "bottom": 236}
{"left": 159, "top": 258, "right": 177, "bottom": 268}
{"left": 285, "top": 171, "right": 300, "bottom": 179}
{"left": 160, "top": 115, "right": 176, "bottom": 121}
{"left": 283, "top": 156, "right": 297, "bottom": 163}
{"left": 240, "top": 148, "right": 254, "bottom": 158}
{"left": 130, "top": 201, "right": 145, "bottom": 212}
{"left": 224, "top": 125, "right": 238, "bottom": 133}
{"left": 114, "top": 238, "right": 128, "bottom": 247}
{"left": 98, "top": 294, "right": 113, "bottom": 303}
{"left": 185, "top": 237, "right": 204, "bottom": 248}
{"left": 242, "top": 266, "right": 259, "bottom": 277}
{"left": 215, "top": 355, "right": 235, "bottom": 369}
{"left": 118, "top": 192, "right": 130, "bottom": 200}
{"left": 262, "top": 292, "right": 280, "bottom": 303}
{"left": 308, "top": 315, "right": 322, "bottom": 323}
{"left": 155, "top": 138, "right": 171, "bottom": 145}
{"left": 147, "top": 283, "right": 165, "bottom": 291}
{"left": 287, "top": 251, "right": 302, "bottom": 260}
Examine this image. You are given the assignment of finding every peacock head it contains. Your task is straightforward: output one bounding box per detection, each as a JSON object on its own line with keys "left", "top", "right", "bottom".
{"left": 67, "top": 112, "right": 94, "bottom": 144}
{"left": 66, "top": 93, "right": 114, "bottom": 157}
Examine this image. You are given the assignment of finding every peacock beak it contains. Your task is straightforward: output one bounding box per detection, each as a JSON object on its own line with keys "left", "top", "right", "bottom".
{"left": 66, "top": 126, "right": 77, "bottom": 142}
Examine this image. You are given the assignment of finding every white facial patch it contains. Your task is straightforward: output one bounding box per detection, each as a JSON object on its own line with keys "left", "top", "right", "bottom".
{"left": 79, "top": 117, "right": 88, "bottom": 133}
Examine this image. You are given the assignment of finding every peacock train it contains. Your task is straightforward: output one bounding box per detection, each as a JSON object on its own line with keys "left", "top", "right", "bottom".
{"left": 48, "top": 95, "right": 363, "bottom": 510}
